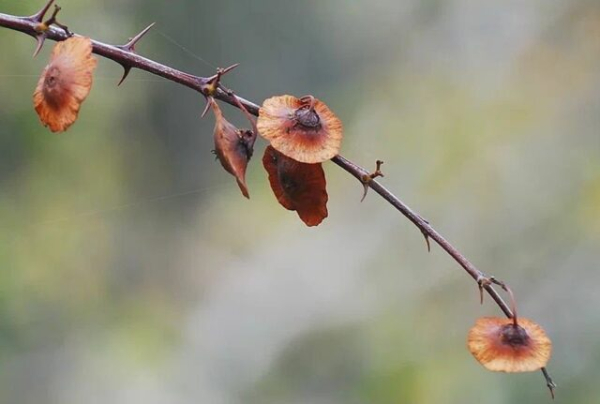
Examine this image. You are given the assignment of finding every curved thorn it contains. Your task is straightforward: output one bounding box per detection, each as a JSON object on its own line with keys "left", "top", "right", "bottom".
{"left": 360, "top": 183, "right": 369, "bottom": 203}
{"left": 33, "top": 34, "right": 46, "bottom": 57}
{"left": 422, "top": 231, "right": 431, "bottom": 252}
{"left": 201, "top": 96, "right": 213, "bottom": 118}
{"left": 360, "top": 160, "right": 385, "bottom": 202}
{"left": 117, "top": 66, "right": 132, "bottom": 86}
{"left": 476, "top": 274, "right": 488, "bottom": 305}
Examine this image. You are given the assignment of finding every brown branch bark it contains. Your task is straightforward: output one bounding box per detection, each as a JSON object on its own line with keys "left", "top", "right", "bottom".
{"left": 0, "top": 4, "right": 555, "bottom": 396}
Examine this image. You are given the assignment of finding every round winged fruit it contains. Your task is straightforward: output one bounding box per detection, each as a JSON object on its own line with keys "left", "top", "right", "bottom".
{"left": 467, "top": 316, "right": 552, "bottom": 373}
{"left": 33, "top": 36, "right": 98, "bottom": 133}
{"left": 257, "top": 95, "right": 343, "bottom": 164}
{"left": 262, "top": 145, "right": 328, "bottom": 227}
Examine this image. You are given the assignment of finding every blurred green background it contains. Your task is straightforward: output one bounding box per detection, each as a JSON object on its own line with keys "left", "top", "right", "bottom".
{"left": 1, "top": 1, "right": 599, "bottom": 403}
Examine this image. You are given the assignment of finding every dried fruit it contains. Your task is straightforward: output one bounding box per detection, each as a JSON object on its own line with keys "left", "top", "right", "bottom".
{"left": 211, "top": 98, "right": 257, "bottom": 198}
{"left": 257, "top": 95, "right": 343, "bottom": 164}
{"left": 467, "top": 316, "right": 552, "bottom": 372}
{"left": 33, "top": 36, "right": 97, "bottom": 133}
{"left": 262, "top": 145, "right": 328, "bottom": 226}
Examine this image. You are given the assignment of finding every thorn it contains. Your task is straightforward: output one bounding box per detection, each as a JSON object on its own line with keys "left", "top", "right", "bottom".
{"left": 417, "top": 215, "right": 432, "bottom": 252}
{"left": 114, "top": 23, "right": 155, "bottom": 85}
{"left": 476, "top": 274, "right": 493, "bottom": 305}
{"left": 205, "top": 63, "right": 240, "bottom": 85}
{"left": 120, "top": 22, "right": 156, "bottom": 52}
{"left": 30, "top": 4, "right": 71, "bottom": 57}
{"left": 202, "top": 63, "right": 240, "bottom": 97}
{"left": 360, "top": 183, "right": 369, "bottom": 203}
{"left": 422, "top": 231, "right": 431, "bottom": 252}
{"left": 33, "top": 34, "right": 46, "bottom": 57}
{"left": 201, "top": 96, "right": 213, "bottom": 118}
{"left": 117, "top": 66, "right": 132, "bottom": 86}
{"left": 27, "top": 0, "right": 56, "bottom": 23}
{"left": 360, "top": 160, "right": 384, "bottom": 202}
{"left": 476, "top": 275, "right": 508, "bottom": 305}
{"left": 476, "top": 275, "right": 486, "bottom": 305}
{"left": 27, "top": 0, "right": 73, "bottom": 57}
{"left": 218, "top": 63, "right": 240, "bottom": 76}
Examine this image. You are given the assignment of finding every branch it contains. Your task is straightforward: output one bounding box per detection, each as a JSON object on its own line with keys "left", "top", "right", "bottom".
{"left": 0, "top": 4, "right": 555, "bottom": 396}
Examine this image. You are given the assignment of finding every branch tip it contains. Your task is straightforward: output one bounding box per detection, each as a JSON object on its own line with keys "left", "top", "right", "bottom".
{"left": 542, "top": 368, "right": 557, "bottom": 399}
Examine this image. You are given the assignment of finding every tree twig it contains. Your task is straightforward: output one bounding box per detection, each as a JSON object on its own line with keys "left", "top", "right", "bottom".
{"left": 0, "top": 3, "right": 555, "bottom": 396}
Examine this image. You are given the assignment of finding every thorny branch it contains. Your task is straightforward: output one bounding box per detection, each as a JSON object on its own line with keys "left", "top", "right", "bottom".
{"left": 0, "top": 1, "right": 555, "bottom": 397}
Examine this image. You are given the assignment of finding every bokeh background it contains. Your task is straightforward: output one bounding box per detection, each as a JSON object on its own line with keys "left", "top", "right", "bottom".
{"left": 1, "top": 1, "right": 599, "bottom": 403}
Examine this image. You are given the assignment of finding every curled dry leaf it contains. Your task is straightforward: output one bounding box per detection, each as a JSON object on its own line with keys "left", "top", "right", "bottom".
{"left": 257, "top": 95, "right": 343, "bottom": 164}
{"left": 211, "top": 99, "right": 257, "bottom": 198}
{"left": 33, "top": 36, "right": 97, "bottom": 133}
{"left": 467, "top": 317, "right": 552, "bottom": 373}
{"left": 262, "top": 145, "right": 328, "bottom": 226}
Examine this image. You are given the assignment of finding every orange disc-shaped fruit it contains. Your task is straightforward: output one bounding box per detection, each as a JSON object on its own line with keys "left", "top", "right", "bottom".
{"left": 467, "top": 317, "right": 552, "bottom": 373}
{"left": 33, "top": 36, "right": 98, "bottom": 133}
{"left": 257, "top": 95, "right": 343, "bottom": 164}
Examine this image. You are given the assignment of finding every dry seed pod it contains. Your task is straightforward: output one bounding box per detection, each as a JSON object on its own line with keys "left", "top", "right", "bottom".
{"left": 262, "top": 145, "right": 328, "bottom": 226}
{"left": 257, "top": 95, "right": 343, "bottom": 164}
{"left": 33, "top": 36, "right": 97, "bottom": 133}
{"left": 467, "top": 317, "right": 552, "bottom": 373}
{"left": 211, "top": 99, "right": 257, "bottom": 198}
